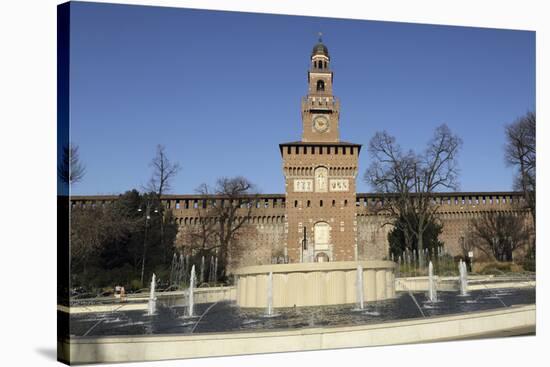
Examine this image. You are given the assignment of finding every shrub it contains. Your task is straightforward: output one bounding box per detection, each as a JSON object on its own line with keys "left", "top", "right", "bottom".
{"left": 476, "top": 262, "right": 523, "bottom": 275}
{"left": 129, "top": 279, "right": 143, "bottom": 291}
{"left": 523, "top": 258, "right": 536, "bottom": 272}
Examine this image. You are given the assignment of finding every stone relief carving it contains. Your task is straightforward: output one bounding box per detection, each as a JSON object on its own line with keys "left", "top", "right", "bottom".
{"left": 329, "top": 179, "right": 349, "bottom": 192}
{"left": 294, "top": 179, "right": 313, "bottom": 192}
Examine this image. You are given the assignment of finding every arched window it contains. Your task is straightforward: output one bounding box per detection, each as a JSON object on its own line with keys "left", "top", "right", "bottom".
{"left": 314, "top": 166, "right": 328, "bottom": 192}
{"left": 316, "top": 80, "right": 325, "bottom": 92}
{"left": 314, "top": 222, "right": 330, "bottom": 246}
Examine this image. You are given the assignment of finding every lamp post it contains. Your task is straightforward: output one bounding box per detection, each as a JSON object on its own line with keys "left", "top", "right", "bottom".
{"left": 139, "top": 200, "right": 159, "bottom": 286}
{"left": 302, "top": 226, "right": 307, "bottom": 263}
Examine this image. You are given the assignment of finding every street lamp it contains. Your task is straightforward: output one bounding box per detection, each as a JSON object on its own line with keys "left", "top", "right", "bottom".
{"left": 138, "top": 201, "right": 159, "bottom": 286}
{"left": 302, "top": 227, "right": 307, "bottom": 263}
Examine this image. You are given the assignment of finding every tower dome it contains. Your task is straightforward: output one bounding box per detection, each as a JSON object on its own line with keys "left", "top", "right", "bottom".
{"left": 311, "top": 34, "right": 329, "bottom": 57}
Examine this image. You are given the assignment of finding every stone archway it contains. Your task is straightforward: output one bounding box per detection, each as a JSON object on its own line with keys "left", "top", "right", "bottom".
{"left": 316, "top": 252, "right": 330, "bottom": 262}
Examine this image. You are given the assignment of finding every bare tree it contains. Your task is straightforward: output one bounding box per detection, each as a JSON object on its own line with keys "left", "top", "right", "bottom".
{"left": 505, "top": 112, "right": 536, "bottom": 229}
{"left": 146, "top": 145, "right": 181, "bottom": 262}
{"left": 365, "top": 124, "right": 462, "bottom": 266}
{"left": 469, "top": 211, "right": 530, "bottom": 262}
{"left": 185, "top": 183, "right": 220, "bottom": 256}
{"left": 147, "top": 145, "right": 181, "bottom": 197}
{"left": 58, "top": 143, "right": 86, "bottom": 185}
{"left": 186, "top": 177, "right": 258, "bottom": 279}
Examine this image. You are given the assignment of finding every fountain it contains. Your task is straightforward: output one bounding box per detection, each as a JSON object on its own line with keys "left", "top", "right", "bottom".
{"left": 235, "top": 261, "right": 396, "bottom": 308}
{"left": 200, "top": 256, "right": 205, "bottom": 284}
{"left": 178, "top": 254, "right": 185, "bottom": 285}
{"left": 266, "top": 271, "right": 274, "bottom": 316}
{"left": 356, "top": 264, "right": 364, "bottom": 310}
{"left": 187, "top": 265, "right": 196, "bottom": 317}
{"left": 214, "top": 257, "right": 218, "bottom": 283}
{"left": 459, "top": 260, "right": 468, "bottom": 296}
{"left": 169, "top": 254, "right": 177, "bottom": 285}
{"left": 147, "top": 273, "right": 157, "bottom": 316}
{"left": 209, "top": 256, "right": 215, "bottom": 283}
{"left": 428, "top": 261, "right": 438, "bottom": 303}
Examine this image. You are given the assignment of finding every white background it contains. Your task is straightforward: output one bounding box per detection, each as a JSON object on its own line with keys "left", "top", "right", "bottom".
{"left": 0, "top": 0, "right": 547, "bottom": 366}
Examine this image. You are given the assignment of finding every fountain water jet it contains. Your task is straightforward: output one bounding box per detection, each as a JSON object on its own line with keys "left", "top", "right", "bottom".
{"left": 200, "top": 256, "right": 205, "bottom": 284}
{"left": 147, "top": 273, "right": 157, "bottom": 316}
{"left": 428, "top": 261, "right": 438, "bottom": 303}
{"left": 356, "top": 265, "right": 364, "bottom": 310}
{"left": 459, "top": 260, "right": 468, "bottom": 296}
{"left": 187, "top": 265, "right": 196, "bottom": 317}
{"left": 208, "top": 256, "right": 216, "bottom": 283}
{"left": 266, "top": 272, "right": 274, "bottom": 316}
{"left": 214, "top": 257, "right": 218, "bottom": 283}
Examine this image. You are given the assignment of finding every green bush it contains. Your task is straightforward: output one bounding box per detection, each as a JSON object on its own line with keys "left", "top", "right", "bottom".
{"left": 129, "top": 279, "right": 143, "bottom": 291}
{"left": 523, "top": 258, "right": 536, "bottom": 272}
{"left": 477, "top": 262, "right": 513, "bottom": 275}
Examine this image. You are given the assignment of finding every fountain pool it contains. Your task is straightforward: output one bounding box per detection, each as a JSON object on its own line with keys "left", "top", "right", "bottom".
{"left": 67, "top": 287, "right": 535, "bottom": 337}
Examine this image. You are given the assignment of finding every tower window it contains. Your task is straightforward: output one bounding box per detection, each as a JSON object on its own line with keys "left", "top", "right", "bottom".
{"left": 320, "top": 200, "right": 323, "bottom": 207}
{"left": 307, "top": 200, "right": 311, "bottom": 207}
{"left": 324, "top": 61, "right": 327, "bottom": 68}
{"left": 294, "top": 200, "right": 298, "bottom": 208}
{"left": 316, "top": 80, "right": 325, "bottom": 92}
{"left": 332, "top": 200, "right": 336, "bottom": 207}
{"left": 314, "top": 61, "right": 317, "bottom": 68}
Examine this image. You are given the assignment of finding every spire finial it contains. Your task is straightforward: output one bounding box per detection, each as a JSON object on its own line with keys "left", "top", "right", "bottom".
{"left": 318, "top": 32, "right": 323, "bottom": 43}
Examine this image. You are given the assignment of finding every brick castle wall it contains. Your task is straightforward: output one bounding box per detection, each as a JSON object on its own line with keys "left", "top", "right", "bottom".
{"left": 70, "top": 191, "right": 533, "bottom": 271}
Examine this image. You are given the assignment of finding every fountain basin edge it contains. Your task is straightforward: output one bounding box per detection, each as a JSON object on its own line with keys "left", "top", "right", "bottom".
{"left": 59, "top": 304, "right": 535, "bottom": 365}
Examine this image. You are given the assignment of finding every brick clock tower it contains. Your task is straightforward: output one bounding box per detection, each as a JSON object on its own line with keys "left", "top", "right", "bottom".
{"left": 280, "top": 37, "right": 361, "bottom": 263}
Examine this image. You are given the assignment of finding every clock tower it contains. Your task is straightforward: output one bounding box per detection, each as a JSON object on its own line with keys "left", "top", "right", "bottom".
{"left": 280, "top": 36, "right": 361, "bottom": 263}
{"left": 301, "top": 36, "right": 340, "bottom": 143}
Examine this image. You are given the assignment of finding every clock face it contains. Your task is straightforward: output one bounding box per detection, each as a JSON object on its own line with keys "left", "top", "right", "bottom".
{"left": 313, "top": 115, "right": 329, "bottom": 133}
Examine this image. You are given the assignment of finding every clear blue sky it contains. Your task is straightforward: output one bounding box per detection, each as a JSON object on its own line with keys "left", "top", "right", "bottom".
{"left": 68, "top": 2, "right": 535, "bottom": 196}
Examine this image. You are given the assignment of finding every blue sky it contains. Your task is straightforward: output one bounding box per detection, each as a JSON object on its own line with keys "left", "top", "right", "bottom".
{"left": 68, "top": 2, "right": 535, "bottom": 196}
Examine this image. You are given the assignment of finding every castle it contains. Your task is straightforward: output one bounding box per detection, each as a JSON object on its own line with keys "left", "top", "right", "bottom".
{"left": 70, "top": 38, "right": 530, "bottom": 270}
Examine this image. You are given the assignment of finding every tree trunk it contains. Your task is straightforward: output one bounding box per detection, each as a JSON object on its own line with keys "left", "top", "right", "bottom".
{"left": 140, "top": 223, "right": 149, "bottom": 287}
{"left": 417, "top": 220, "right": 425, "bottom": 268}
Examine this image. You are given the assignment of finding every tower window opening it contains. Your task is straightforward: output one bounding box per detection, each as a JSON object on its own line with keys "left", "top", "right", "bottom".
{"left": 332, "top": 200, "right": 336, "bottom": 207}
{"left": 320, "top": 200, "right": 323, "bottom": 207}
{"left": 307, "top": 200, "right": 311, "bottom": 207}
{"left": 344, "top": 200, "right": 348, "bottom": 207}
{"left": 314, "top": 61, "right": 317, "bottom": 68}
{"left": 294, "top": 200, "right": 298, "bottom": 208}
{"left": 316, "top": 80, "right": 325, "bottom": 92}
{"left": 324, "top": 61, "right": 327, "bottom": 68}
